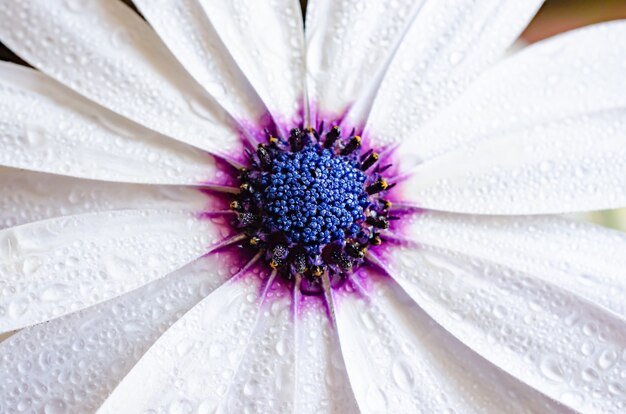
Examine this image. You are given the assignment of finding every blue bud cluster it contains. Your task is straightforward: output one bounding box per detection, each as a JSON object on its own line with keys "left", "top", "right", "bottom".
{"left": 258, "top": 145, "right": 367, "bottom": 251}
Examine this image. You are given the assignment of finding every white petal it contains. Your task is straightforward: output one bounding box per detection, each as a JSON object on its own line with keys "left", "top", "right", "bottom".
{"left": 0, "top": 209, "right": 226, "bottom": 332}
{"left": 305, "top": 0, "right": 424, "bottom": 125}
{"left": 0, "top": 167, "right": 217, "bottom": 230}
{"left": 294, "top": 295, "right": 359, "bottom": 413}
{"left": 198, "top": 0, "right": 306, "bottom": 134}
{"left": 396, "top": 20, "right": 626, "bottom": 167}
{"left": 0, "top": 62, "right": 221, "bottom": 185}
{"left": 400, "top": 212, "right": 626, "bottom": 318}
{"left": 364, "top": 0, "right": 543, "bottom": 146}
{"left": 98, "top": 274, "right": 295, "bottom": 413}
{"left": 0, "top": 0, "right": 241, "bottom": 157}
{"left": 333, "top": 273, "right": 564, "bottom": 413}
{"left": 383, "top": 247, "right": 626, "bottom": 413}
{"left": 0, "top": 253, "right": 235, "bottom": 414}
{"left": 133, "top": 0, "right": 267, "bottom": 131}
{"left": 218, "top": 287, "right": 295, "bottom": 413}
{"left": 394, "top": 110, "right": 626, "bottom": 214}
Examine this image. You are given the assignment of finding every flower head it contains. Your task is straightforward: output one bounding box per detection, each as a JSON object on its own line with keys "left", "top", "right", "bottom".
{"left": 0, "top": 1, "right": 625, "bottom": 413}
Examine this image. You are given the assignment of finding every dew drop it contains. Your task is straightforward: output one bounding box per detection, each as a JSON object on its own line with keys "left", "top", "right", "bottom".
{"left": 186, "top": 97, "right": 219, "bottom": 123}
{"left": 360, "top": 312, "right": 376, "bottom": 330}
{"left": 581, "top": 367, "right": 598, "bottom": 382}
{"left": 24, "top": 128, "right": 45, "bottom": 147}
{"left": 43, "top": 399, "right": 66, "bottom": 414}
{"left": 609, "top": 382, "right": 625, "bottom": 396}
{"left": 391, "top": 359, "right": 415, "bottom": 391}
{"left": 597, "top": 349, "right": 618, "bottom": 370}
{"left": 275, "top": 338, "right": 287, "bottom": 357}
{"left": 21, "top": 257, "right": 42, "bottom": 275}
{"left": 580, "top": 341, "right": 595, "bottom": 356}
{"left": 539, "top": 355, "right": 566, "bottom": 382}
{"left": 122, "top": 320, "right": 143, "bottom": 333}
{"left": 8, "top": 298, "right": 28, "bottom": 318}
{"left": 492, "top": 304, "right": 507, "bottom": 319}
{"left": 40, "top": 284, "right": 70, "bottom": 302}
{"left": 243, "top": 379, "right": 259, "bottom": 397}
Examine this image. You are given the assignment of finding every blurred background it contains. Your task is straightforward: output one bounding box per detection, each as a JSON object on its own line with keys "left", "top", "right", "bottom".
{"left": 1, "top": 0, "right": 625, "bottom": 230}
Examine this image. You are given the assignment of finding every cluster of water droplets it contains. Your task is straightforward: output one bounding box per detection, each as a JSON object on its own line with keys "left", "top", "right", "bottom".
{"left": 386, "top": 244, "right": 626, "bottom": 413}
{"left": 0, "top": 253, "right": 238, "bottom": 413}
{"left": 0, "top": 210, "right": 224, "bottom": 335}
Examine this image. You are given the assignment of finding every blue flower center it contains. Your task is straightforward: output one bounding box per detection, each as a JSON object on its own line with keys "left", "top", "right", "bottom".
{"left": 260, "top": 146, "right": 367, "bottom": 251}
{"left": 230, "top": 126, "right": 394, "bottom": 295}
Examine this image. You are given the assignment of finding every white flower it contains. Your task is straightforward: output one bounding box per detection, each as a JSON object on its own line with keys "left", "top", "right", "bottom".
{"left": 0, "top": 0, "right": 625, "bottom": 413}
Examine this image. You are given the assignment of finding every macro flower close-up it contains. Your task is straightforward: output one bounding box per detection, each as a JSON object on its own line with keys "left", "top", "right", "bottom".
{"left": 1, "top": 0, "right": 626, "bottom": 413}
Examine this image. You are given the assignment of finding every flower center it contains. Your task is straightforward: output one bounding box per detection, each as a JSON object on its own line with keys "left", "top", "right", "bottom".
{"left": 264, "top": 145, "right": 367, "bottom": 250}
{"left": 231, "top": 126, "right": 394, "bottom": 295}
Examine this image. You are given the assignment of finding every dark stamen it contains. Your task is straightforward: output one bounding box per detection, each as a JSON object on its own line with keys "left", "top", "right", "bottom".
{"left": 257, "top": 144, "right": 272, "bottom": 169}
{"left": 345, "top": 242, "right": 366, "bottom": 259}
{"left": 361, "top": 152, "right": 379, "bottom": 171}
{"left": 239, "top": 212, "right": 259, "bottom": 226}
{"left": 340, "top": 135, "right": 361, "bottom": 156}
{"left": 270, "top": 244, "right": 289, "bottom": 268}
{"left": 289, "top": 128, "right": 305, "bottom": 152}
{"left": 293, "top": 250, "right": 307, "bottom": 273}
{"left": 366, "top": 178, "right": 388, "bottom": 195}
{"left": 366, "top": 216, "right": 390, "bottom": 229}
{"left": 324, "top": 126, "right": 341, "bottom": 149}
